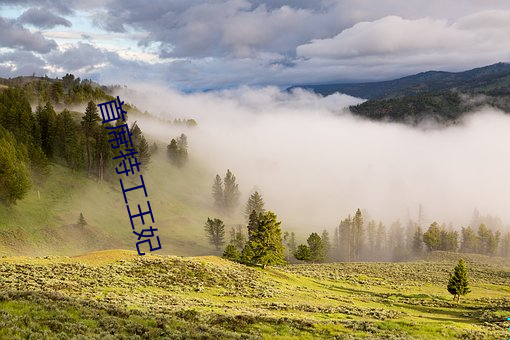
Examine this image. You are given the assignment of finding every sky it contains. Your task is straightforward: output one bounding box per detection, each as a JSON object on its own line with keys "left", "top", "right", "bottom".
{"left": 1, "top": 0, "right": 510, "bottom": 90}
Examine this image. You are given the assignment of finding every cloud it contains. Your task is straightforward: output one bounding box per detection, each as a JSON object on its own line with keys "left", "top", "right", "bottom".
{"left": 0, "top": 50, "right": 47, "bottom": 76}
{"left": 295, "top": 12, "right": 510, "bottom": 81}
{"left": 0, "top": 16, "right": 57, "bottom": 53}
{"left": 46, "top": 42, "right": 109, "bottom": 72}
{"left": 18, "top": 7, "right": 72, "bottom": 29}
{"left": 120, "top": 85, "right": 510, "bottom": 231}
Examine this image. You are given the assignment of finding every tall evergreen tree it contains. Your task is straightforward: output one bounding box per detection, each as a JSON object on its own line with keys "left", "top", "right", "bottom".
{"left": 283, "top": 231, "right": 297, "bottom": 262}
{"left": 412, "top": 226, "right": 423, "bottom": 254}
{"left": 447, "top": 259, "right": 471, "bottom": 303}
{"left": 130, "top": 122, "right": 151, "bottom": 169}
{"left": 352, "top": 209, "right": 364, "bottom": 261}
{"left": 338, "top": 216, "right": 352, "bottom": 261}
{"left": 81, "top": 100, "right": 100, "bottom": 173}
{"left": 55, "top": 109, "right": 80, "bottom": 168}
{"left": 375, "top": 222, "right": 387, "bottom": 258}
{"left": 223, "top": 169, "right": 240, "bottom": 214}
{"left": 0, "top": 130, "right": 31, "bottom": 205}
{"left": 204, "top": 218, "right": 225, "bottom": 251}
{"left": 212, "top": 174, "right": 224, "bottom": 211}
{"left": 321, "top": 229, "right": 331, "bottom": 262}
{"left": 244, "top": 211, "right": 286, "bottom": 268}
{"left": 460, "top": 226, "right": 478, "bottom": 253}
{"left": 36, "top": 102, "right": 57, "bottom": 158}
{"left": 229, "top": 225, "right": 246, "bottom": 251}
{"left": 245, "top": 191, "right": 265, "bottom": 220}
{"left": 307, "top": 232, "right": 325, "bottom": 263}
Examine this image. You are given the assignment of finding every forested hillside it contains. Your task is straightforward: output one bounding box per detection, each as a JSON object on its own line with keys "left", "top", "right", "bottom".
{"left": 291, "top": 63, "right": 510, "bottom": 124}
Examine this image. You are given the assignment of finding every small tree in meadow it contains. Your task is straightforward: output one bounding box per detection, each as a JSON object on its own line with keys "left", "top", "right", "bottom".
{"left": 447, "top": 259, "right": 471, "bottom": 303}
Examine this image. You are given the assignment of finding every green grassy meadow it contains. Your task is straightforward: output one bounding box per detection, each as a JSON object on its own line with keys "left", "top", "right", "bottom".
{"left": 0, "top": 250, "right": 509, "bottom": 339}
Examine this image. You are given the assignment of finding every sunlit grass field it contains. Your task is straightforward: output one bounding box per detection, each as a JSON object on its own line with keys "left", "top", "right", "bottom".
{"left": 0, "top": 250, "right": 508, "bottom": 338}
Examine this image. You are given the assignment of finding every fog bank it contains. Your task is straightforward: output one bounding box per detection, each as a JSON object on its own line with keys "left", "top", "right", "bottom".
{"left": 121, "top": 85, "right": 510, "bottom": 231}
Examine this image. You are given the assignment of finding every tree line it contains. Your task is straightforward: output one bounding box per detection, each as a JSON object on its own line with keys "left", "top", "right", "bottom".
{"left": 295, "top": 209, "right": 510, "bottom": 263}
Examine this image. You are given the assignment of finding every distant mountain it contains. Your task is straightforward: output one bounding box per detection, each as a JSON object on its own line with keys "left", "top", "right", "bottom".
{"left": 289, "top": 62, "right": 510, "bottom": 100}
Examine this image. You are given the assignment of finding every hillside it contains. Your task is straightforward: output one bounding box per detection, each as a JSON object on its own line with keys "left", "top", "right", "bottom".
{"left": 290, "top": 63, "right": 510, "bottom": 124}
{"left": 290, "top": 62, "right": 510, "bottom": 100}
{"left": 0, "top": 250, "right": 508, "bottom": 338}
{"left": 0, "top": 152, "right": 222, "bottom": 257}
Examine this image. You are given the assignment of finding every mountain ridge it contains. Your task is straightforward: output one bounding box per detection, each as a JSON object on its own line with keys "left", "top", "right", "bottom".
{"left": 289, "top": 62, "right": 510, "bottom": 99}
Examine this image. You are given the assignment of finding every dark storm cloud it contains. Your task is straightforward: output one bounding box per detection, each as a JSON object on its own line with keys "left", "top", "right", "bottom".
{"left": 0, "top": 16, "right": 57, "bottom": 53}
{"left": 18, "top": 7, "right": 72, "bottom": 29}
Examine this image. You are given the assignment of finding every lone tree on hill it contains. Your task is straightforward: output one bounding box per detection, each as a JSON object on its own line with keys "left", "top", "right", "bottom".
{"left": 243, "top": 211, "right": 286, "bottom": 268}
{"left": 447, "top": 259, "right": 471, "bottom": 303}
{"left": 78, "top": 212, "right": 87, "bottom": 226}
{"left": 204, "top": 218, "right": 225, "bottom": 251}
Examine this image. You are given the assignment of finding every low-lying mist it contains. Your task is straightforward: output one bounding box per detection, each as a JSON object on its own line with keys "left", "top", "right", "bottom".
{"left": 119, "top": 85, "right": 510, "bottom": 232}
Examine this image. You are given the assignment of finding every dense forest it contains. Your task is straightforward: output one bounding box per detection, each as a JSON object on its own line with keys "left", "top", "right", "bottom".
{"left": 0, "top": 75, "right": 151, "bottom": 205}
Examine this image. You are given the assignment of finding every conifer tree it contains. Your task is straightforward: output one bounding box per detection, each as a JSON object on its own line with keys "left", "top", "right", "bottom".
{"left": 223, "top": 244, "right": 240, "bottom": 262}
{"left": 81, "top": 100, "right": 100, "bottom": 173}
{"left": 78, "top": 212, "right": 87, "bottom": 226}
{"left": 294, "top": 244, "right": 312, "bottom": 262}
{"left": 204, "top": 218, "right": 225, "bottom": 251}
{"left": 244, "top": 211, "right": 285, "bottom": 268}
{"left": 212, "top": 174, "right": 224, "bottom": 210}
{"left": 245, "top": 191, "right": 265, "bottom": 220}
{"left": 0, "top": 130, "right": 31, "bottom": 205}
{"left": 447, "top": 259, "right": 471, "bottom": 303}
{"left": 307, "top": 232, "right": 325, "bottom": 263}
{"left": 412, "top": 226, "right": 423, "bottom": 254}
{"left": 423, "top": 222, "right": 441, "bottom": 251}
{"left": 352, "top": 209, "right": 364, "bottom": 261}
{"left": 321, "top": 229, "right": 331, "bottom": 262}
{"left": 223, "top": 169, "right": 240, "bottom": 214}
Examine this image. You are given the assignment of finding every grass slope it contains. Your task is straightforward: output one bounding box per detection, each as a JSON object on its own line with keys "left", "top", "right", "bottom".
{"left": 0, "top": 152, "right": 225, "bottom": 257}
{"left": 1, "top": 250, "right": 509, "bottom": 339}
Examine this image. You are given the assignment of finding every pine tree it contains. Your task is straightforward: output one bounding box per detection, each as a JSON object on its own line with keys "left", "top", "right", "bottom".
{"left": 412, "top": 226, "right": 423, "bottom": 254}
{"left": 166, "top": 134, "right": 188, "bottom": 167}
{"left": 130, "top": 122, "right": 151, "bottom": 169}
{"left": 321, "top": 230, "right": 331, "bottom": 262}
{"left": 229, "top": 225, "right": 246, "bottom": 251}
{"left": 204, "top": 218, "right": 225, "bottom": 251}
{"left": 423, "top": 222, "right": 441, "bottom": 251}
{"left": 81, "top": 100, "right": 100, "bottom": 173}
{"left": 294, "top": 244, "right": 312, "bottom": 262}
{"left": 245, "top": 191, "right": 265, "bottom": 220}
{"left": 307, "top": 232, "right": 325, "bottom": 263}
{"left": 376, "top": 222, "right": 387, "bottom": 259}
{"left": 245, "top": 211, "right": 286, "bottom": 268}
{"left": 223, "top": 244, "right": 240, "bottom": 262}
{"left": 78, "top": 212, "right": 87, "bottom": 226}
{"left": 247, "top": 209, "right": 259, "bottom": 241}
{"left": 352, "top": 209, "right": 364, "bottom": 261}
{"left": 212, "top": 174, "right": 224, "bottom": 211}
{"left": 0, "top": 130, "right": 31, "bottom": 205}
{"left": 460, "top": 226, "right": 478, "bottom": 253}
{"left": 338, "top": 216, "right": 352, "bottom": 261}
{"left": 240, "top": 243, "right": 255, "bottom": 264}
{"left": 447, "top": 259, "right": 471, "bottom": 303}
{"left": 223, "top": 169, "right": 240, "bottom": 214}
